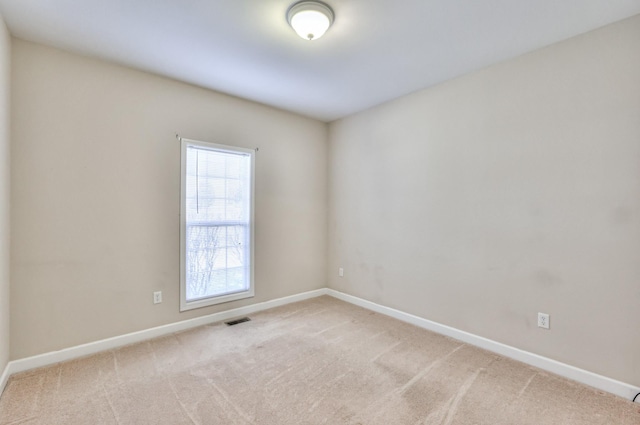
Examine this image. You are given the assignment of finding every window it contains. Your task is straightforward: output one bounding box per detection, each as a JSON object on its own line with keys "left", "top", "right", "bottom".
{"left": 180, "top": 138, "right": 255, "bottom": 311}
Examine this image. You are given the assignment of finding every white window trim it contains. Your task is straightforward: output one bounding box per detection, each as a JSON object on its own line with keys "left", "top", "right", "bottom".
{"left": 179, "top": 137, "right": 255, "bottom": 312}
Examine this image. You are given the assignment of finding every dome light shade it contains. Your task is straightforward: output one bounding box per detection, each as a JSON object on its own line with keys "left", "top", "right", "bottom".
{"left": 287, "top": 1, "right": 334, "bottom": 41}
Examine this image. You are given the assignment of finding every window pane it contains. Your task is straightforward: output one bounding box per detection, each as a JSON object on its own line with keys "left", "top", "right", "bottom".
{"left": 185, "top": 224, "right": 249, "bottom": 300}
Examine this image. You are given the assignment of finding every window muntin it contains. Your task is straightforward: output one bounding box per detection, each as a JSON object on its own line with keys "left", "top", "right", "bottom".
{"left": 180, "top": 139, "right": 254, "bottom": 311}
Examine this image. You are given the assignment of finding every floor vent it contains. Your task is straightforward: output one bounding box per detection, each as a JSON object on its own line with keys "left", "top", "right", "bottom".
{"left": 225, "top": 317, "right": 251, "bottom": 326}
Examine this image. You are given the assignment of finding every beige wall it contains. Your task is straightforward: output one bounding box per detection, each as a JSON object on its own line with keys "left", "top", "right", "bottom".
{"left": 10, "top": 40, "right": 328, "bottom": 359}
{"left": 328, "top": 15, "right": 640, "bottom": 386}
{"left": 0, "top": 14, "right": 10, "bottom": 373}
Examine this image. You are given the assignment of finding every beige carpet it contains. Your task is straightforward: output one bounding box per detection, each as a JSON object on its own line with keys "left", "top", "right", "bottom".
{"left": 1, "top": 296, "right": 638, "bottom": 424}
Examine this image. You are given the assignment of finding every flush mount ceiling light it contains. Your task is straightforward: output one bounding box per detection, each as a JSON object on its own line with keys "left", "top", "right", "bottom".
{"left": 287, "top": 1, "right": 334, "bottom": 41}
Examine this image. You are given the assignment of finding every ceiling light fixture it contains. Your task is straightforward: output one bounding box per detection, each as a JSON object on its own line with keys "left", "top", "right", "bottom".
{"left": 287, "top": 1, "right": 334, "bottom": 41}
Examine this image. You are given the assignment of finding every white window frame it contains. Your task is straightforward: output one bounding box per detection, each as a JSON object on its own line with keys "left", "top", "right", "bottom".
{"left": 180, "top": 138, "right": 255, "bottom": 311}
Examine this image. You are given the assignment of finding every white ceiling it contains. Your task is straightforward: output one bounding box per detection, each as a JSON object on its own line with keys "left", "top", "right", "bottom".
{"left": 0, "top": 1, "right": 639, "bottom": 122}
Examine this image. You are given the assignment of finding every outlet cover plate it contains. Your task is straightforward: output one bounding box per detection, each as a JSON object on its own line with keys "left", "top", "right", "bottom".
{"left": 538, "top": 312, "right": 550, "bottom": 329}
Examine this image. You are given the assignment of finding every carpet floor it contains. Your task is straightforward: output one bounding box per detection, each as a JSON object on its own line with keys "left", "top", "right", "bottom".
{"left": 1, "top": 296, "right": 638, "bottom": 424}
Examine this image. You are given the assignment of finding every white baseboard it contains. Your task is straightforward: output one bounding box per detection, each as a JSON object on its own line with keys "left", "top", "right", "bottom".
{"left": 2, "top": 286, "right": 638, "bottom": 403}
{"left": 0, "top": 361, "right": 10, "bottom": 396}
{"left": 5, "top": 288, "right": 328, "bottom": 379}
{"left": 326, "top": 289, "right": 640, "bottom": 402}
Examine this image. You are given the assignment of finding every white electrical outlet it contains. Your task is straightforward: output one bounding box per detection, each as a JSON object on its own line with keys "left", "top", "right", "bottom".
{"left": 537, "top": 312, "right": 549, "bottom": 329}
{"left": 153, "top": 291, "right": 162, "bottom": 304}
{"left": 338, "top": 267, "right": 344, "bottom": 277}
